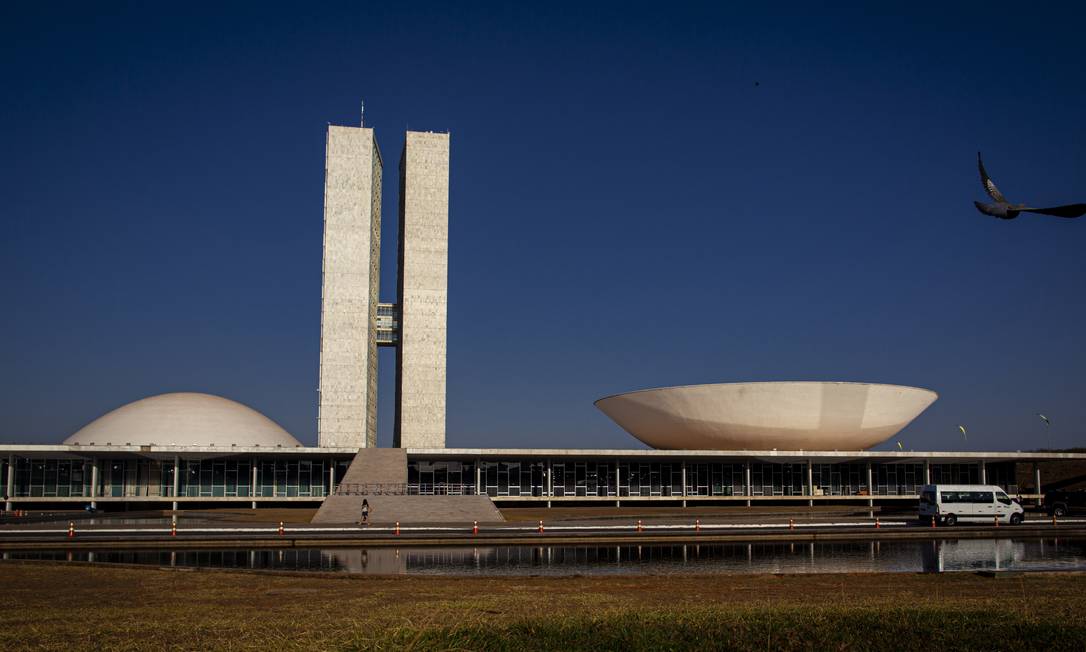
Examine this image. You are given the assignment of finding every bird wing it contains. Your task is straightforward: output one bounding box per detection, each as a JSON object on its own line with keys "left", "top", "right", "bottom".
{"left": 1022, "top": 204, "right": 1086, "bottom": 218}
{"left": 974, "top": 201, "right": 1016, "bottom": 219}
{"left": 977, "top": 152, "right": 1009, "bottom": 202}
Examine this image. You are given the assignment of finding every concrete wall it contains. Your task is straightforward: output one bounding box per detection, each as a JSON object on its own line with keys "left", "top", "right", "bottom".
{"left": 318, "top": 126, "right": 382, "bottom": 448}
{"left": 394, "top": 131, "right": 449, "bottom": 449}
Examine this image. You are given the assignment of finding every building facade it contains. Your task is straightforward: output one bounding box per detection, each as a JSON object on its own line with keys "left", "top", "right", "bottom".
{"left": 4, "top": 444, "right": 1078, "bottom": 511}
{"left": 318, "top": 125, "right": 383, "bottom": 448}
{"left": 395, "top": 132, "right": 450, "bottom": 449}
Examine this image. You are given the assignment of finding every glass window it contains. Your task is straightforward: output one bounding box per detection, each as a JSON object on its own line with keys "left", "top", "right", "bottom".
{"left": 552, "top": 464, "right": 565, "bottom": 497}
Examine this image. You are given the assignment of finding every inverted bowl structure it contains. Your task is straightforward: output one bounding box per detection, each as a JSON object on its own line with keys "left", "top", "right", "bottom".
{"left": 64, "top": 392, "right": 302, "bottom": 448}
{"left": 594, "top": 382, "right": 937, "bottom": 451}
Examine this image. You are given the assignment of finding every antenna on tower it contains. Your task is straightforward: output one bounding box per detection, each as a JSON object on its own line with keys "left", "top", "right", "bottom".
{"left": 360, "top": 100, "right": 365, "bottom": 127}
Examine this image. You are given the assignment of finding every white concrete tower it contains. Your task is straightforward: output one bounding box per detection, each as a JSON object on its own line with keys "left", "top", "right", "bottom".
{"left": 318, "top": 125, "right": 383, "bottom": 448}
{"left": 394, "top": 131, "right": 450, "bottom": 448}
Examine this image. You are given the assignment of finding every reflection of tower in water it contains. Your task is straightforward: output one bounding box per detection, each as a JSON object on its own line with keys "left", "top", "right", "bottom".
{"left": 326, "top": 548, "right": 406, "bottom": 574}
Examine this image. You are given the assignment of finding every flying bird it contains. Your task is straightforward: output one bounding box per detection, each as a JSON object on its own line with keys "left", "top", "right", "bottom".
{"left": 1038, "top": 413, "right": 1051, "bottom": 426}
{"left": 957, "top": 424, "right": 967, "bottom": 440}
{"left": 974, "top": 152, "right": 1086, "bottom": 219}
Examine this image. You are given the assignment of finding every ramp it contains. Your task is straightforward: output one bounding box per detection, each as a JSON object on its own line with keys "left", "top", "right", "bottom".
{"left": 338, "top": 448, "right": 408, "bottom": 487}
{"left": 315, "top": 494, "right": 504, "bottom": 524}
{"left": 312, "top": 448, "right": 503, "bottom": 524}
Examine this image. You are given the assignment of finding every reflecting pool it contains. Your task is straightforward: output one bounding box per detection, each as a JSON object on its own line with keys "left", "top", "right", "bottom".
{"left": 7, "top": 538, "right": 1085, "bottom": 575}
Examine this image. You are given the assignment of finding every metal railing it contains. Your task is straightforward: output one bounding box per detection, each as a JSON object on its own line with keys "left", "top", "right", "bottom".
{"left": 410, "top": 483, "right": 477, "bottom": 496}
{"left": 337, "top": 483, "right": 479, "bottom": 496}
{"left": 334, "top": 482, "right": 1024, "bottom": 500}
{"left": 336, "top": 483, "right": 408, "bottom": 496}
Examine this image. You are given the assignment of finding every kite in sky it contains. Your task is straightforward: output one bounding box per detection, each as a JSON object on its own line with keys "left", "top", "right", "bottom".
{"left": 958, "top": 424, "right": 967, "bottom": 440}
{"left": 974, "top": 153, "right": 1086, "bottom": 219}
{"left": 1038, "top": 413, "right": 1051, "bottom": 426}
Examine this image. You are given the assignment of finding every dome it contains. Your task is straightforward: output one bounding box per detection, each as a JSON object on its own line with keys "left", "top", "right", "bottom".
{"left": 595, "top": 381, "right": 937, "bottom": 451}
{"left": 64, "top": 392, "right": 303, "bottom": 447}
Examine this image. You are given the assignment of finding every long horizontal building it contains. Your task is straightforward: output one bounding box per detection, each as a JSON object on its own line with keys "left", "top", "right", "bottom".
{"left": 2, "top": 443, "right": 1082, "bottom": 511}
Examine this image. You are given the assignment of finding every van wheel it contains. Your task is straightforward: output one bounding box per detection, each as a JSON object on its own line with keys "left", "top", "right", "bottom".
{"left": 944, "top": 514, "right": 957, "bottom": 526}
{"left": 1053, "top": 505, "right": 1067, "bottom": 518}
{"left": 1010, "top": 513, "right": 1023, "bottom": 526}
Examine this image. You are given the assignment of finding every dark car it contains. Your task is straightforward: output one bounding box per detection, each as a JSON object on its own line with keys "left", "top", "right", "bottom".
{"left": 1045, "top": 489, "right": 1086, "bottom": 517}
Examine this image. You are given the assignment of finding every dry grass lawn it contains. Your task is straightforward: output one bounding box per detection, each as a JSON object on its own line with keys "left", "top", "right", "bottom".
{"left": 2, "top": 562, "right": 1083, "bottom": 650}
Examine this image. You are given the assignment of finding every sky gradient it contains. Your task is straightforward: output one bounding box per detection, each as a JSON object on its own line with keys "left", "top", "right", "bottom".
{"left": 2, "top": 2, "right": 1084, "bottom": 451}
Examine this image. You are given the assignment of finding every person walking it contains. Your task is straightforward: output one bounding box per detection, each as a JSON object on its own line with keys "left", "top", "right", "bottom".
{"left": 360, "top": 499, "right": 370, "bottom": 526}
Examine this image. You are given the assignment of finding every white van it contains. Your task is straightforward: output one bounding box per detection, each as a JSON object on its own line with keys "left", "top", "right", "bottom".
{"left": 918, "top": 484, "right": 1024, "bottom": 526}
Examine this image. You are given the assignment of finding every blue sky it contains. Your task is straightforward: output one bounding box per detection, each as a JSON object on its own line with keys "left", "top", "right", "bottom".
{"left": 2, "top": 2, "right": 1084, "bottom": 450}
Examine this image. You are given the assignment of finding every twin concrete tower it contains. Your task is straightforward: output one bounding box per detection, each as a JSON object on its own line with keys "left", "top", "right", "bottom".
{"left": 317, "top": 120, "right": 449, "bottom": 450}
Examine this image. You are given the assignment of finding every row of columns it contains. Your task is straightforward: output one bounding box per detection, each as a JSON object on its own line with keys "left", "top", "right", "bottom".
{"left": 464, "top": 458, "right": 1038, "bottom": 505}
{"left": 166, "top": 456, "right": 341, "bottom": 512}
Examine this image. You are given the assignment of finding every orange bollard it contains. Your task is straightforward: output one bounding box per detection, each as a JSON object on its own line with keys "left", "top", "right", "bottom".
{"left": 278, "top": 521, "right": 284, "bottom": 536}
{"left": 68, "top": 521, "right": 74, "bottom": 538}
{"left": 395, "top": 521, "right": 400, "bottom": 536}
{"left": 994, "top": 515, "right": 999, "bottom": 528}
{"left": 695, "top": 518, "right": 701, "bottom": 532}
{"left": 171, "top": 521, "right": 177, "bottom": 537}
{"left": 473, "top": 520, "right": 478, "bottom": 536}
{"left": 538, "top": 519, "right": 544, "bottom": 534}
{"left": 1053, "top": 514, "right": 1057, "bottom": 526}
{"left": 931, "top": 515, "right": 936, "bottom": 528}
{"left": 789, "top": 518, "right": 794, "bottom": 530}
{"left": 637, "top": 519, "right": 643, "bottom": 532}
{"left": 875, "top": 517, "right": 880, "bottom": 529}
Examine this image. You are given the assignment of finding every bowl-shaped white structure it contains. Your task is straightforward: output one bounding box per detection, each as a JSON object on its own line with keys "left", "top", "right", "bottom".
{"left": 594, "top": 382, "right": 937, "bottom": 451}
{"left": 63, "top": 392, "right": 302, "bottom": 447}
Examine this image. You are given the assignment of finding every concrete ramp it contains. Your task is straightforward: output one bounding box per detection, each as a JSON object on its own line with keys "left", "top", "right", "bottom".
{"left": 314, "top": 494, "right": 503, "bottom": 524}
{"left": 312, "top": 448, "right": 503, "bottom": 524}
{"left": 338, "top": 448, "right": 408, "bottom": 487}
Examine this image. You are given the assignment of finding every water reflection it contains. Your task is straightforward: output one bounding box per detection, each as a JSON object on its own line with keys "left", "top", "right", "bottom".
{"left": 6, "top": 539, "right": 1085, "bottom": 575}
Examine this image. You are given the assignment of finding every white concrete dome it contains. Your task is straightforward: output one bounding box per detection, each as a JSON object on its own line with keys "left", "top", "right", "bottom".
{"left": 63, "top": 392, "right": 302, "bottom": 447}
{"left": 595, "top": 381, "right": 937, "bottom": 451}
